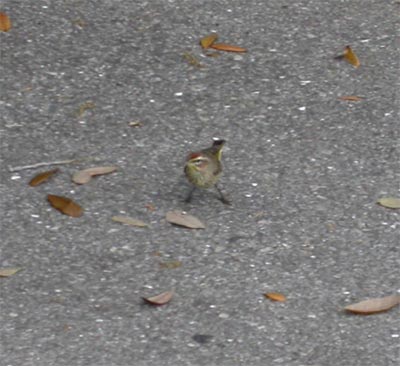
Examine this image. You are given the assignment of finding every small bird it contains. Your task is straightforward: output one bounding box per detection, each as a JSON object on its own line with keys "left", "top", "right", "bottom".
{"left": 184, "top": 139, "right": 230, "bottom": 204}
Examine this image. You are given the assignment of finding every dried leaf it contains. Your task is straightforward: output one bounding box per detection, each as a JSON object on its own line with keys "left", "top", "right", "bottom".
{"left": 72, "top": 18, "right": 86, "bottom": 27}
{"left": 0, "top": 12, "right": 11, "bottom": 32}
{"left": 338, "top": 96, "right": 363, "bottom": 102}
{"left": 326, "top": 222, "right": 337, "bottom": 232}
{"left": 166, "top": 210, "right": 205, "bottom": 229}
{"left": 264, "top": 292, "right": 286, "bottom": 302}
{"left": 377, "top": 197, "right": 400, "bottom": 209}
{"left": 143, "top": 291, "right": 173, "bottom": 305}
{"left": 200, "top": 33, "right": 218, "bottom": 49}
{"left": 72, "top": 166, "right": 117, "bottom": 184}
{"left": 344, "top": 295, "right": 400, "bottom": 315}
{"left": 128, "top": 121, "right": 143, "bottom": 127}
{"left": 63, "top": 324, "right": 73, "bottom": 332}
{"left": 112, "top": 215, "right": 148, "bottom": 227}
{"left": 47, "top": 194, "right": 83, "bottom": 217}
{"left": 0, "top": 267, "right": 21, "bottom": 277}
{"left": 343, "top": 45, "right": 360, "bottom": 67}
{"left": 335, "top": 45, "right": 360, "bottom": 68}
{"left": 29, "top": 168, "right": 59, "bottom": 187}
{"left": 159, "top": 260, "right": 182, "bottom": 269}
{"left": 145, "top": 203, "right": 156, "bottom": 212}
{"left": 76, "top": 101, "right": 95, "bottom": 117}
{"left": 183, "top": 52, "right": 203, "bottom": 68}
{"left": 210, "top": 43, "right": 247, "bottom": 53}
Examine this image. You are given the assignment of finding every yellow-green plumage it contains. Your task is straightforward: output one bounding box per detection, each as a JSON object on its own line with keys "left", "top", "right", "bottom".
{"left": 184, "top": 140, "right": 224, "bottom": 188}
{"left": 184, "top": 140, "right": 230, "bottom": 204}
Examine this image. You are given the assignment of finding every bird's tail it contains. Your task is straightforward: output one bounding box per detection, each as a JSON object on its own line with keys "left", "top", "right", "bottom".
{"left": 211, "top": 139, "right": 225, "bottom": 161}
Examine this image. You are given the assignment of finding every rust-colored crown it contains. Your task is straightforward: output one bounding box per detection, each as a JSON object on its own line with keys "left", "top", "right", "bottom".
{"left": 187, "top": 152, "right": 202, "bottom": 161}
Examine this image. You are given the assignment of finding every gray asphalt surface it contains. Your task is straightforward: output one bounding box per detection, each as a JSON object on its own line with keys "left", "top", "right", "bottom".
{"left": 1, "top": 1, "right": 399, "bottom": 365}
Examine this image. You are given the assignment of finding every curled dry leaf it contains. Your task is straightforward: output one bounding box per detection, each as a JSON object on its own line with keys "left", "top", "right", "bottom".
{"left": 210, "top": 43, "right": 247, "bottom": 53}
{"left": 145, "top": 203, "right": 156, "bottom": 212}
{"left": 63, "top": 324, "right": 73, "bottom": 332}
{"left": 335, "top": 45, "right": 360, "bottom": 68}
{"left": 200, "top": 33, "right": 218, "bottom": 49}
{"left": 128, "top": 121, "right": 143, "bottom": 127}
{"left": 344, "top": 295, "right": 400, "bottom": 315}
{"left": 112, "top": 215, "right": 148, "bottom": 227}
{"left": 159, "top": 260, "right": 182, "bottom": 269}
{"left": 143, "top": 291, "right": 173, "bottom": 306}
{"left": 264, "top": 292, "right": 286, "bottom": 302}
{"left": 0, "top": 267, "right": 21, "bottom": 277}
{"left": 0, "top": 12, "right": 11, "bottom": 32}
{"left": 343, "top": 45, "right": 360, "bottom": 67}
{"left": 72, "top": 166, "right": 117, "bottom": 184}
{"left": 47, "top": 194, "right": 83, "bottom": 217}
{"left": 29, "top": 168, "right": 59, "bottom": 187}
{"left": 72, "top": 18, "right": 86, "bottom": 27}
{"left": 166, "top": 210, "right": 205, "bottom": 229}
{"left": 338, "top": 96, "right": 363, "bottom": 102}
{"left": 183, "top": 52, "right": 203, "bottom": 68}
{"left": 76, "top": 101, "right": 95, "bottom": 117}
{"left": 377, "top": 197, "right": 400, "bottom": 209}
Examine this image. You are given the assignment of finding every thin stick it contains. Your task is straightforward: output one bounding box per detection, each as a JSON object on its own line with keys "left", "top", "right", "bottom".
{"left": 8, "top": 159, "right": 78, "bottom": 173}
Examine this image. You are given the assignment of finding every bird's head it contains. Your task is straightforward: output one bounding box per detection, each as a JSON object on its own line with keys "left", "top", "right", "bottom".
{"left": 186, "top": 152, "right": 210, "bottom": 172}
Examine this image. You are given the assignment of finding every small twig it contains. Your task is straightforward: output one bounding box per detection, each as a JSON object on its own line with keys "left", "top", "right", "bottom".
{"left": 8, "top": 159, "right": 79, "bottom": 172}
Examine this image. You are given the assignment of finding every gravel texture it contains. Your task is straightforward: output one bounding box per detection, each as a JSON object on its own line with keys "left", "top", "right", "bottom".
{"left": 1, "top": 1, "right": 399, "bottom": 365}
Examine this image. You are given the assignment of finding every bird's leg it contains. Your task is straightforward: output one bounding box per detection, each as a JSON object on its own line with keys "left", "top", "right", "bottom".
{"left": 215, "top": 184, "right": 231, "bottom": 205}
{"left": 184, "top": 186, "right": 196, "bottom": 203}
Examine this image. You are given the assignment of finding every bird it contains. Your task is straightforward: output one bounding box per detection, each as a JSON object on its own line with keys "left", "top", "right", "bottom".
{"left": 184, "top": 139, "right": 230, "bottom": 204}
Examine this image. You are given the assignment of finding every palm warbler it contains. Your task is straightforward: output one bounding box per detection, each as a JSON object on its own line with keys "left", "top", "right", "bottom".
{"left": 184, "top": 139, "right": 230, "bottom": 204}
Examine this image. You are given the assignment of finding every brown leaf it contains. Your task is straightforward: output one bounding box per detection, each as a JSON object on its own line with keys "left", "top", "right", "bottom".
{"left": 326, "top": 222, "right": 337, "bottom": 232}
{"left": 128, "top": 121, "right": 143, "bottom": 127}
{"left": 111, "top": 215, "right": 148, "bottom": 227}
{"left": 200, "top": 33, "right": 218, "bottom": 49}
{"left": 72, "top": 18, "right": 86, "bottom": 27}
{"left": 0, "top": 12, "right": 11, "bottom": 32}
{"left": 183, "top": 52, "right": 203, "bottom": 68}
{"left": 166, "top": 210, "right": 205, "bottom": 229}
{"left": 159, "top": 260, "right": 182, "bottom": 269}
{"left": 264, "top": 292, "right": 286, "bottom": 302}
{"left": 338, "top": 96, "right": 363, "bottom": 102}
{"left": 377, "top": 197, "right": 400, "bottom": 209}
{"left": 0, "top": 267, "right": 21, "bottom": 277}
{"left": 29, "top": 168, "right": 59, "bottom": 187}
{"left": 145, "top": 203, "right": 156, "bottom": 212}
{"left": 335, "top": 45, "right": 360, "bottom": 68}
{"left": 76, "top": 101, "right": 95, "bottom": 117}
{"left": 72, "top": 166, "right": 117, "bottom": 184}
{"left": 344, "top": 295, "right": 400, "bottom": 315}
{"left": 343, "top": 46, "right": 360, "bottom": 67}
{"left": 209, "top": 43, "right": 247, "bottom": 53}
{"left": 63, "top": 324, "right": 73, "bottom": 332}
{"left": 143, "top": 291, "right": 173, "bottom": 306}
{"left": 47, "top": 194, "right": 83, "bottom": 217}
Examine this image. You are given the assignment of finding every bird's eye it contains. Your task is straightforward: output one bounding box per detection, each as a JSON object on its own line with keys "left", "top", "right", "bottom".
{"left": 193, "top": 159, "right": 203, "bottom": 166}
